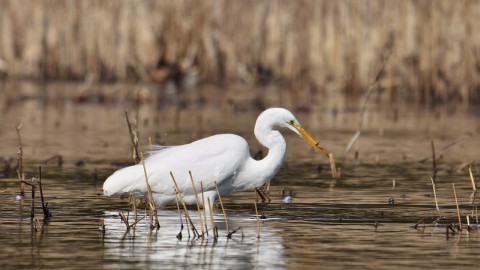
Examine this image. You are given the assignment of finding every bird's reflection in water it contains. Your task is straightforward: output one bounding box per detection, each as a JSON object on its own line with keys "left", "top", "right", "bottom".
{"left": 102, "top": 210, "right": 286, "bottom": 269}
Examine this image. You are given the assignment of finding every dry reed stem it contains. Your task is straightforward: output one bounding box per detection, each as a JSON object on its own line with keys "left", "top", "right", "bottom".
{"left": 468, "top": 165, "right": 477, "bottom": 192}
{"left": 41, "top": 155, "right": 63, "bottom": 167}
{"left": 3, "top": 1, "right": 480, "bottom": 104}
{"left": 184, "top": 213, "right": 191, "bottom": 238}
{"left": 431, "top": 140, "right": 437, "bottom": 183}
{"left": 21, "top": 181, "right": 35, "bottom": 219}
{"left": 200, "top": 181, "right": 208, "bottom": 235}
{"left": 125, "top": 112, "right": 140, "bottom": 164}
{"left": 170, "top": 172, "right": 198, "bottom": 237}
{"left": 430, "top": 176, "right": 441, "bottom": 217}
{"left": 37, "top": 166, "right": 51, "bottom": 219}
{"left": 345, "top": 50, "right": 392, "bottom": 158}
{"left": 418, "top": 135, "right": 470, "bottom": 163}
{"left": 99, "top": 218, "right": 106, "bottom": 235}
{"left": 15, "top": 123, "right": 25, "bottom": 197}
{"left": 227, "top": 227, "right": 243, "bottom": 239}
{"left": 129, "top": 215, "right": 146, "bottom": 229}
{"left": 214, "top": 181, "right": 229, "bottom": 234}
{"left": 126, "top": 110, "right": 158, "bottom": 229}
{"left": 414, "top": 219, "right": 425, "bottom": 230}
{"left": 254, "top": 199, "right": 260, "bottom": 239}
{"left": 189, "top": 171, "right": 204, "bottom": 236}
{"left": 137, "top": 144, "right": 159, "bottom": 230}
{"left": 34, "top": 217, "right": 41, "bottom": 233}
{"left": 119, "top": 211, "right": 130, "bottom": 231}
{"left": 207, "top": 197, "right": 218, "bottom": 239}
{"left": 329, "top": 153, "right": 338, "bottom": 179}
{"left": 129, "top": 193, "right": 138, "bottom": 229}
{"left": 476, "top": 206, "right": 479, "bottom": 225}
{"left": 453, "top": 183, "right": 462, "bottom": 229}
{"left": 173, "top": 188, "right": 184, "bottom": 229}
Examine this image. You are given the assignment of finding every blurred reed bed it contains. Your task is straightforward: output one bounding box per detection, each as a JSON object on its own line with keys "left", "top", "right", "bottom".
{"left": 0, "top": 0, "right": 479, "bottom": 104}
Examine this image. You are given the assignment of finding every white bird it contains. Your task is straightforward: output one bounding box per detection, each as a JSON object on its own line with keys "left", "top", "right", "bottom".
{"left": 103, "top": 108, "right": 329, "bottom": 208}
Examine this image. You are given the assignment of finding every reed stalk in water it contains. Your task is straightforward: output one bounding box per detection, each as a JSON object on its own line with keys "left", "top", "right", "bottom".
{"left": 189, "top": 171, "right": 205, "bottom": 236}
{"left": 468, "top": 165, "right": 477, "bottom": 192}
{"left": 173, "top": 188, "right": 184, "bottom": 239}
{"left": 254, "top": 199, "right": 260, "bottom": 239}
{"left": 207, "top": 197, "right": 218, "bottom": 239}
{"left": 453, "top": 183, "right": 462, "bottom": 230}
{"left": 430, "top": 176, "right": 441, "bottom": 218}
{"left": 15, "top": 123, "right": 25, "bottom": 197}
{"left": 214, "top": 181, "right": 229, "bottom": 235}
{"left": 138, "top": 143, "right": 160, "bottom": 230}
{"left": 345, "top": 49, "right": 392, "bottom": 159}
{"left": 125, "top": 111, "right": 140, "bottom": 164}
{"left": 171, "top": 172, "right": 199, "bottom": 238}
{"left": 119, "top": 211, "right": 130, "bottom": 232}
{"left": 37, "top": 166, "right": 51, "bottom": 220}
{"left": 200, "top": 181, "right": 208, "bottom": 236}
{"left": 329, "top": 153, "right": 338, "bottom": 179}
{"left": 431, "top": 140, "right": 437, "bottom": 183}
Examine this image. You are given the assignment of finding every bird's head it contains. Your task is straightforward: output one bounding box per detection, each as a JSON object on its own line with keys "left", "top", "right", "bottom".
{"left": 261, "top": 108, "right": 330, "bottom": 158}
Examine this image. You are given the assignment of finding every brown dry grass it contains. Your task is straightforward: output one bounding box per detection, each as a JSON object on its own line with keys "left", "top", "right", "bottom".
{"left": 0, "top": 0, "right": 479, "bottom": 103}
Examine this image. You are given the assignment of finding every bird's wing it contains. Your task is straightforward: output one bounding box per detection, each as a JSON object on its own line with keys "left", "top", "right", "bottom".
{"left": 147, "top": 134, "right": 249, "bottom": 195}
{"left": 145, "top": 144, "right": 174, "bottom": 155}
{"left": 104, "top": 134, "right": 250, "bottom": 198}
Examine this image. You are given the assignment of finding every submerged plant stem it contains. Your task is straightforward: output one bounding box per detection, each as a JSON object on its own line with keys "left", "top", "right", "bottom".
{"left": 254, "top": 199, "right": 260, "bottom": 239}
{"left": 189, "top": 171, "right": 204, "bottom": 237}
{"left": 215, "top": 181, "right": 229, "bottom": 235}
{"left": 430, "top": 176, "right": 441, "bottom": 217}
{"left": 453, "top": 183, "right": 462, "bottom": 229}
{"left": 170, "top": 172, "right": 198, "bottom": 237}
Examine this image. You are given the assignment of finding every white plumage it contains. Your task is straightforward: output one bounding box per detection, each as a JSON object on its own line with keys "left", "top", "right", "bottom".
{"left": 103, "top": 108, "right": 329, "bottom": 207}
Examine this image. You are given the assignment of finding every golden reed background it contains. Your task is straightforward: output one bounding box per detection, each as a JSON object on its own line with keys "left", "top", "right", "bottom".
{"left": 0, "top": 0, "right": 479, "bottom": 103}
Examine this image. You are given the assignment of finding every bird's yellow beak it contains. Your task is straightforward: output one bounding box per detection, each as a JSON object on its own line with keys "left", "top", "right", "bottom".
{"left": 292, "top": 122, "right": 330, "bottom": 158}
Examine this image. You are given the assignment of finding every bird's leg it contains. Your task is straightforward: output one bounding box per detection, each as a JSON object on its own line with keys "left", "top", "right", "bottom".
{"left": 255, "top": 185, "right": 271, "bottom": 203}
{"left": 262, "top": 183, "right": 271, "bottom": 195}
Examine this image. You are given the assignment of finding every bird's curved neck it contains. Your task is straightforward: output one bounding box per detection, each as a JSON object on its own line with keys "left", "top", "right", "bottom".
{"left": 251, "top": 120, "right": 287, "bottom": 184}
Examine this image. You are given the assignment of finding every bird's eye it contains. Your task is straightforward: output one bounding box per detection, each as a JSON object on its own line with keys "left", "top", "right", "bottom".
{"left": 289, "top": 120, "right": 295, "bottom": 125}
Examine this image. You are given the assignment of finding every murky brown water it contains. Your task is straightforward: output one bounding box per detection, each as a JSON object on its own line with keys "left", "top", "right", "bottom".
{"left": 1, "top": 81, "right": 480, "bottom": 269}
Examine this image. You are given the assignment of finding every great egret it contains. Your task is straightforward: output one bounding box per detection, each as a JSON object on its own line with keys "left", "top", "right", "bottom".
{"left": 103, "top": 108, "right": 329, "bottom": 208}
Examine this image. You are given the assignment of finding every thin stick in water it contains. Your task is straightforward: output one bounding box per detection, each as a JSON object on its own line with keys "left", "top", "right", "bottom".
{"left": 174, "top": 188, "right": 184, "bottom": 238}
{"left": 214, "top": 181, "right": 229, "bottom": 234}
{"left": 37, "top": 166, "right": 52, "bottom": 219}
{"left": 329, "top": 153, "right": 338, "bottom": 179}
{"left": 207, "top": 197, "right": 218, "bottom": 239}
{"left": 170, "top": 172, "right": 198, "bottom": 237}
{"left": 16, "top": 123, "right": 25, "bottom": 197}
{"left": 453, "top": 183, "right": 462, "bottom": 230}
{"left": 200, "top": 181, "right": 208, "bottom": 236}
{"left": 468, "top": 165, "right": 477, "bottom": 191}
{"left": 254, "top": 199, "right": 260, "bottom": 239}
{"left": 129, "top": 193, "right": 138, "bottom": 229}
{"left": 189, "top": 171, "right": 204, "bottom": 237}
{"left": 430, "top": 176, "right": 441, "bottom": 217}
{"left": 137, "top": 136, "right": 160, "bottom": 230}
{"left": 21, "top": 181, "right": 35, "bottom": 219}
{"left": 345, "top": 49, "right": 392, "bottom": 158}
{"left": 418, "top": 134, "right": 470, "bottom": 163}
{"left": 125, "top": 111, "right": 140, "bottom": 164}
{"left": 184, "top": 213, "right": 191, "bottom": 238}
{"left": 431, "top": 141, "right": 437, "bottom": 183}
{"left": 119, "top": 211, "right": 130, "bottom": 232}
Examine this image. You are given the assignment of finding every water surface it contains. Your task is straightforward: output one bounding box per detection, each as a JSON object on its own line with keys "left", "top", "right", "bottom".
{"left": 0, "top": 81, "right": 479, "bottom": 269}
